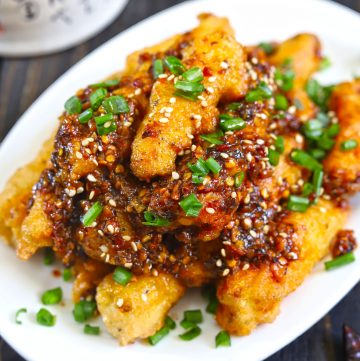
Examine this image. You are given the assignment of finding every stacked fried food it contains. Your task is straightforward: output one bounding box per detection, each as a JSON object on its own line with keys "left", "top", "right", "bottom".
{"left": 0, "top": 14, "right": 359, "bottom": 345}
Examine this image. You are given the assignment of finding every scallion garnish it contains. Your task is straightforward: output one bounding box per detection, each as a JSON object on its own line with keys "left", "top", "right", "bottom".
{"left": 179, "top": 194, "right": 203, "bottom": 217}
{"left": 205, "top": 157, "right": 221, "bottom": 175}
{"left": 183, "top": 310, "right": 203, "bottom": 324}
{"left": 274, "top": 94, "right": 288, "bottom": 110}
{"left": 312, "top": 169, "right": 324, "bottom": 200}
{"left": 245, "top": 81, "right": 273, "bottom": 102}
{"left": 215, "top": 330, "right": 231, "bottom": 347}
{"left": 302, "top": 119, "right": 324, "bottom": 140}
{"left": 82, "top": 201, "right": 103, "bottom": 227}
{"left": 182, "top": 67, "right": 204, "bottom": 83}
{"left": 97, "top": 121, "right": 117, "bottom": 135}
{"left": 148, "top": 326, "right": 170, "bottom": 345}
{"left": 36, "top": 308, "right": 56, "bottom": 327}
{"left": 179, "top": 326, "right": 201, "bottom": 341}
{"left": 89, "top": 79, "right": 119, "bottom": 88}
{"left": 174, "top": 80, "right": 205, "bottom": 95}
{"left": 317, "top": 134, "right": 335, "bottom": 151}
{"left": 78, "top": 108, "right": 93, "bottom": 124}
{"left": 102, "top": 95, "right": 130, "bottom": 114}
{"left": 165, "top": 316, "right": 176, "bottom": 330}
{"left": 63, "top": 268, "right": 73, "bottom": 282}
{"left": 44, "top": 248, "right": 55, "bottom": 265}
{"left": 164, "top": 56, "right": 186, "bottom": 75}
{"left": 187, "top": 158, "right": 208, "bottom": 176}
{"left": 89, "top": 88, "right": 107, "bottom": 110}
{"left": 226, "top": 102, "right": 242, "bottom": 111}
{"left": 340, "top": 139, "right": 358, "bottom": 151}
{"left": 219, "top": 114, "right": 246, "bottom": 131}
{"left": 41, "top": 287, "right": 63, "bottom": 305}
{"left": 268, "top": 148, "right": 280, "bottom": 166}
{"left": 326, "top": 123, "right": 340, "bottom": 138}
{"left": 305, "top": 79, "right": 333, "bottom": 109}
{"left": 259, "top": 42, "right": 274, "bottom": 54}
{"left": 15, "top": 308, "right": 27, "bottom": 325}
{"left": 65, "top": 95, "right": 82, "bottom": 115}
{"left": 200, "top": 130, "right": 224, "bottom": 145}
{"left": 302, "top": 182, "right": 314, "bottom": 197}
{"left": 180, "top": 320, "right": 196, "bottom": 329}
{"left": 142, "top": 211, "right": 170, "bottom": 227}
{"left": 290, "top": 149, "right": 322, "bottom": 171}
{"left": 113, "top": 267, "right": 132, "bottom": 286}
{"left": 275, "top": 136, "right": 285, "bottom": 153}
{"left": 94, "top": 113, "right": 113, "bottom": 125}
{"left": 202, "top": 285, "right": 219, "bottom": 314}
{"left": 73, "top": 300, "right": 97, "bottom": 323}
{"left": 192, "top": 174, "right": 205, "bottom": 185}
{"left": 325, "top": 252, "right": 355, "bottom": 271}
{"left": 287, "top": 195, "right": 310, "bottom": 213}
{"left": 153, "top": 59, "right": 164, "bottom": 79}
{"left": 308, "top": 148, "right": 326, "bottom": 160}
{"left": 234, "top": 171, "right": 245, "bottom": 188}
{"left": 319, "top": 57, "right": 331, "bottom": 71}
{"left": 84, "top": 324, "right": 100, "bottom": 335}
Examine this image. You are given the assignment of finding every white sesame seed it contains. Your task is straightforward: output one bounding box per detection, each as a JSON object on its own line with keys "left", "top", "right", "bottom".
{"left": 109, "top": 199, "right": 117, "bottom": 207}
{"left": 169, "top": 97, "right": 176, "bottom": 104}
{"left": 220, "top": 61, "right": 229, "bottom": 69}
{"left": 295, "top": 134, "right": 303, "bottom": 143}
{"left": 263, "top": 225, "right": 270, "bottom": 234}
{"left": 320, "top": 207, "right": 327, "bottom": 213}
{"left": 167, "top": 74, "right": 175, "bottom": 81}
{"left": 279, "top": 232, "right": 288, "bottom": 238}
{"left": 131, "top": 242, "right": 138, "bottom": 252}
{"left": 124, "top": 262, "right": 133, "bottom": 269}
{"left": 221, "top": 248, "right": 226, "bottom": 257}
{"left": 124, "top": 121, "right": 132, "bottom": 127}
{"left": 158, "top": 74, "right": 167, "bottom": 79}
{"left": 288, "top": 252, "right": 298, "bottom": 260}
{"left": 231, "top": 191, "right": 237, "bottom": 199}
{"left": 246, "top": 153, "right": 253, "bottom": 162}
{"left": 152, "top": 269, "right": 159, "bottom": 277}
{"left": 87, "top": 174, "right": 97, "bottom": 182}
{"left": 207, "top": 86, "right": 215, "bottom": 94}
{"left": 201, "top": 100, "right": 208, "bottom": 107}
{"left": 244, "top": 193, "right": 251, "bottom": 204}
{"left": 107, "top": 224, "right": 115, "bottom": 234}
{"left": 187, "top": 133, "right": 194, "bottom": 139}
{"left": 251, "top": 57, "right": 259, "bottom": 64}
{"left": 68, "top": 189, "right": 76, "bottom": 197}
{"left": 191, "top": 144, "right": 196, "bottom": 151}
{"left": 141, "top": 293, "right": 148, "bottom": 302}
{"left": 220, "top": 152, "right": 229, "bottom": 159}
{"left": 242, "top": 263, "right": 250, "bottom": 271}
{"left": 258, "top": 113, "right": 267, "bottom": 120}
{"left": 75, "top": 151, "right": 83, "bottom": 159}
{"left": 250, "top": 230, "right": 257, "bottom": 238}
{"left": 244, "top": 218, "right": 252, "bottom": 227}
{"left": 261, "top": 188, "right": 269, "bottom": 199}
{"left": 89, "top": 190, "right": 95, "bottom": 200}
{"left": 134, "top": 88, "right": 141, "bottom": 95}
{"left": 104, "top": 121, "right": 112, "bottom": 128}
{"left": 206, "top": 207, "right": 215, "bottom": 214}
{"left": 216, "top": 259, "right": 222, "bottom": 267}
{"left": 123, "top": 235, "right": 131, "bottom": 241}
{"left": 208, "top": 76, "right": 216, "bottom": 82}
{"left": 288, "top": 105, "right": 296, "bottom": 114}
{"left": 159, "top": 117, "right": 169, "bottom": 123}
{"left": 98, "top": 230, "right": 104, "bottom": 236}
{"left": 100, "top": 245, "right": 108, "bottom": 253}
{"left": 172, "top": 171, "right": 180, "bottom": 180}
{"left": 256, "top": 139, "right": 265, "bottom": 145}
{"left": 193, "top": 114, "right": 202, "bottom": 121}
{"left": 77, "top": 187, "right": 84, "bottom": 194}
{"left": 82, "top": 139, "right": 89, "bottom": 146}
{"left": 116, "top": 298, "right": 124, "bottom": 307}
{"left": 222, "top": 268, "right": 230, "bottom": 276}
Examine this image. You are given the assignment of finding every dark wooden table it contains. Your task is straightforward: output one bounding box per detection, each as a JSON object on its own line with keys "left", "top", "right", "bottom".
{"left": 1, "top": 0, "right": 359, "bottom": 360}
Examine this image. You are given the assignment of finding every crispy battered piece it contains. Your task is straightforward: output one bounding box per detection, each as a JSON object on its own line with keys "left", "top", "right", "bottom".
{"left": 96, "top": 272, "right": 185, "bottom": 345}
{"left": 324, "top": 80, "right": 360, "bottom": 193}
{"left": 131, "top": 14, "right": 248, "bottom": 180}
{"left": 216, "top": 199, "right": 348, "bottom": 335}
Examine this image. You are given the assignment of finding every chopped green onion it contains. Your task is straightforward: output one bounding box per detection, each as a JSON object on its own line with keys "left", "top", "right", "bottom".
{"left": 102, "top": 95, "right": 130, "bottom": 114}
{"left": 180, "top": 320, "right": 196, "bottom": 329}
{"left": 148, "top": 326, "right": 170, "bottom": 345}
{"left": 179, "top": 194, "right": 203, "bottom": 217}
{"left": 97, "top": 121, "right": 117, "bottom": 136}
{"left": 319, "top": 57, "right": 331, "bottom": 71}
{"left": 268, "top": 148, "right": 280, "bottom": 166}
{"left": 173, "top": 90, "right": 199, "bottom": 101}
{"left": 82, "top": 201, "right": 103, "bottom": 227}
{"left": 259, "top": 42, "right": 274, "bottom": 54}
{"left": 226, "top": 102, "right": 242, "bottom": 111}
{"left": 201, "top": 285, "right": 219, "bottom": 314}
{"left": 94, "top": 113, "right": 113, "bottom": 125}
{"left": 78, "top": 108, "right": 93, "bottom": 124}
{"left": 302, "top": 182, "right": 314, "bottom": 197}
{"left": 174, "top": 80, "right": 204, "bottom": 94}
{"left": 312, "top": 169, "right": 324, "bottom": 200}
{"left": 326, "top": 123, "right": 340, "bottom": 138}
{"left": 15, "top": 308, "right": 27, "bottom": 325}
{"left": 317, "top": 134, "right": 335, "bottom": 151}
{"left": 182, "top": 67, "right": 204, "bottom": 83}
{"left": 325, "top": 252, "right": 355, "bottom": 271}
{"left": 290, "top": 149, "right": 322, "bottom": 171}
{"left": 305, "top": 79, "right": 333, "bottom": 109}
{"left": 164, "top": 56, "right": 186, "bottom": 75}
{"left": 44, "top": 248, "right": 55, "bottom": 265}
{"left": 153, "top": 59, "right": 164, "bottom": 79}
{"left": 280, "top": 69, "right": 295, "bottom": 92}
{"left": 63, "top": 268, "right": 73, "bottom": 282}
{"left": 287, "top": 195, "right": 310, "bottom": 213}
{"left": 36, "top": 308, "right": 56, "bottom": 327}
{"left": 274, "top": 94, "right": 289, "bottom": 110}
{"left": 294, "top": 98, "right": 304, "bottom": 110}
{"left": 65, "top": 95, "right": 82, "bottom": 115}
{"left": 142, "top": 211, "right": 170, "bottom": 227}
{"left": 192, "top": 174, "right": 205, "bottom": 185}
{"left": 245, "top": 81, "right": 273, "bottom": 102}
{"left": 200, "top": 130, "right": 224, "bottom": 145}
{"left": 84, "top": 324, "right": 100, "bottom": 335}
{"left": 340, "top": 139, "right": 358, "bottom": 151}
{"left": 302, "top": 119, "right": 324, "bottom": 140}
{"left": 187, "top": 158, "right": 209, "bottom": 176}
{"left": 219, "top": 114, "right": 246, "bottom": 131}
{"left": 179, "top": 326, "right": 201, "bottom": 341}
{"left": 275, "top": 136, "right": 285, "bottom": 153}
{"left": 89, "top": 79, "right": 120, "bottom": 88}
{"left": 215, "top": 330, "right": 231, "bottom": 347}
{"left": 113, "top": 267, "right": 132, "bottom": 286}
{"left": 308, "top": 148, "right": 326, "bottom": 160}
{"left": 165, "top": 316, "right": 176, "bottom": 330}
{"left": 205, "top": 157, "right": 221, "bottom": 174}
{"left": 183, "top": 310, "right": 203, "bottom": 324}
{"left": 90, "top": 88, "right": 107, "bottom": 110}
{"left": 73, "top": 300, "right": 97, "bottom": 323}
{"left": 41, "top": 287, "right": 63, "bottom": 305}
{"left": 234, "top": 171, "right": 245, "bottom": 188}
{"left": 206, "top": 297, "right": 219, "bottom": 314}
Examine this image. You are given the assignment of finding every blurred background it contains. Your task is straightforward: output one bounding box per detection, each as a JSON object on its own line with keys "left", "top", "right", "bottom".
{"left": 0, "top": 0, "right": 360, "bottom": 360}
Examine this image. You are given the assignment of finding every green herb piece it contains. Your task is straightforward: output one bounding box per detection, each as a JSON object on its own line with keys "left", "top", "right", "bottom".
{"left": 234, "top": 171, "right": 245, "bottom": 188}
{"left": 302, "top": 182, "right": 314, "bottom": 197}
{"left": 82, "top": 201, "right": 103, "bottom": 227}
{"left": 41, "top": 287, "right": 62, "bottom": 305}
{"left": 215, "top": 330, "right": 231, "bottom": 347}
{"left": 192, "top": 174, "right": 205, "bottom": 185}
{"left": 219, "top": 114, "right": 246, "bottom": 131}
{"left": 73, "top": 300, "right": 97, "bottom": 323}
{"left": 164, "top": 56, "right": 186, "bottom": 75}
{"left": 36, "top": 308, "right": 56, "bottom": 327}
{"left": 287, "top": 195, "right": 310, "bottom": 213}
{"left": 179, "top": 194, "right": 203, "bottom": 217}
{"left": 312, "top": 169, "right": 324, "bottom": 200}
{"left": 165, "top": 316, "right": 176, "bottom": 330}
{"left": 294, "top": 98, "right": 304, "bottom": 110}
{"left": 89, "top": 79, "right": 119, "bottom": 88}
{"left": 226, "top": 102, "right": 242, "bottom": 111}
{"left": 275, "top": 67, "right": 295, "bottom": 92}
{"left": 15, "top": 308, "right": 27, "bottom": 325}
{"left": 180, "top": 320, "right": 196, "bottom": 329}
{"left": 245, "top": 81, "right": 273, "bottom": 102}
{"left": 275, "top": 136, "right": 285, "bottom": 153}
{"left": 205, "top": 157, "right": 221, "bottom": 175}
{"left": 268, "top": 148, "right": 280, "bottom": 166}
{"left": 290, "top": 149, "right": 322, "bottom": 171}
{"left": 65, "top": 95, "right": 82, "bottom": 115}
{"left": 302, "top": 119, "right": 324, "bottom": 140}
{"left": 113, "top": 267, "right": 132, "bottom": 286}
{"left": 84, "top": 324, "right": 100, "bottom": 335}
{"left": 317, "top": 134, "right": 335, "bottom": 151}
{"left": 102, "top": 95, "right": 129, "bottom": 114}
{"left": 44, "top": 248, "right": 55, "bottom": 265}
{"left": 308, "top": 148, "right": 326, "bottom": 160}
{"left": 305, "top": 79, "right": 333, "bottom": 109}
{"left": 63, "top": 268, "right": 73, "bottom": 282}
{"left": 96, "top": 121, "right": 117, "bottom": 135}
{"left": 319, "top": 57, "right": 331, "bottom": 71}
{"left": 325, "top": 252, "right": 355, "bottom": 271}
{"left": 142, "top": 211, "right": 170, "bottom": 227}
{"left": 179, "top": 326, "right": 201, "bottom": 341}
{"left": 340, "top": 139, "right": 358, "bottom": 151}
{"left": 274, "top": 94, "right": 289, "bottom": 110}
{"left": 200, "top": 130, "right": 224, "bottom": 145}
{"left": 183, "top": 310, "right": 203, "bottom": 324}
{"left": 148, "top": 325, "right": 170, "bottom": 345}
{"left": 94, "top": 113, "right": 113, "bottom": 125}
{"left": 153, "top": 59, "right": 164, "bottom": 79}
{"left": 174, "top": 80, "right": 205, "bottom": 99}
{"left": 182, "top": 67, "right": 204, "bottom": 83}
{"left": 326, "top": 123, "right": 340, "bottom": 138}
{"left": 78, "top": 108, "right": 93, "bottom": 124}
{"left": 259, "top": 42, "right": 274, "bottom": 54}
{"left": 187, "top": 158, "right": 209, "bottom": 176}
{"left": 90, "top": 88, "right": 107, "bottom": 110}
